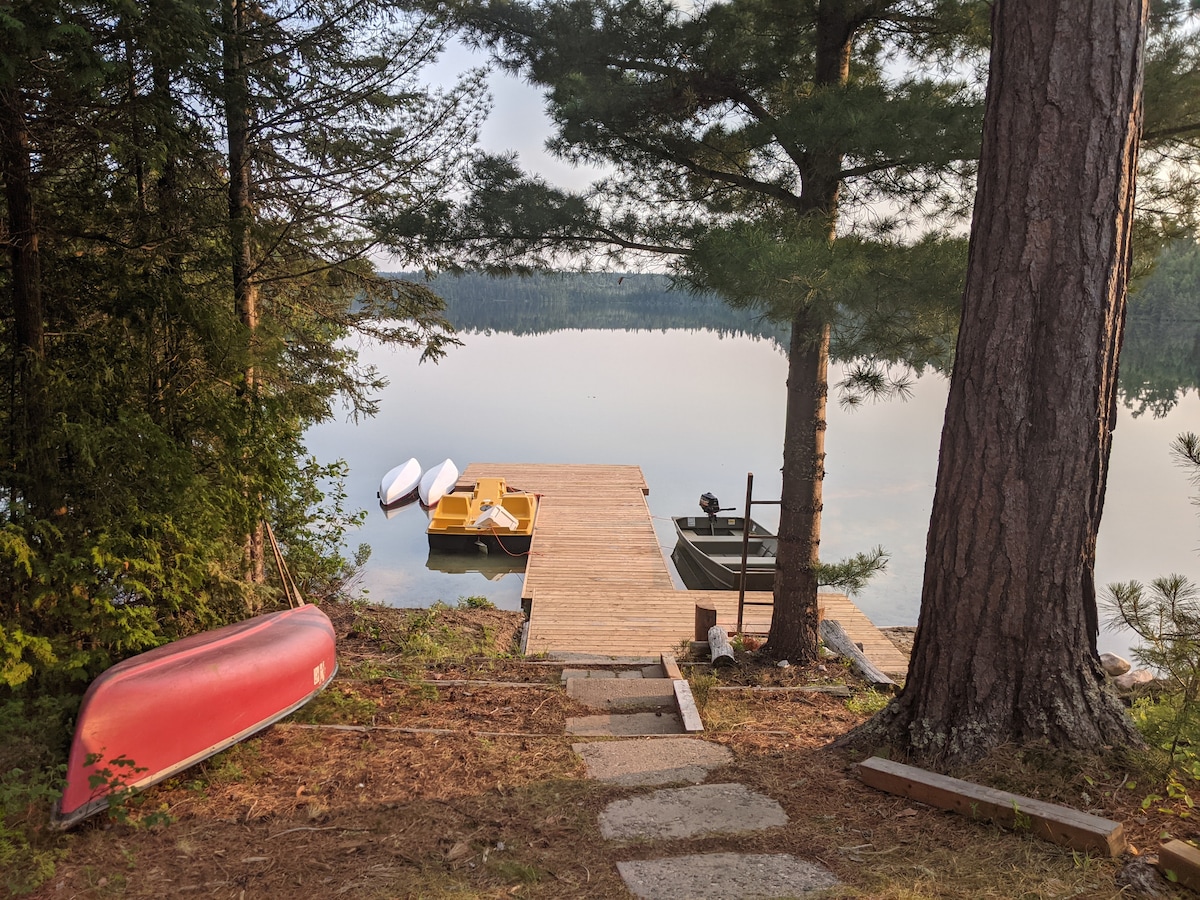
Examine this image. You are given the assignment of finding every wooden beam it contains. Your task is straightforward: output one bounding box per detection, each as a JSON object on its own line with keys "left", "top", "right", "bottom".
{"left": 673, "top": 680, "right": 704, "bottom": 732}
{"left": 695, "top": 602, "right": 717, "bottom": 642}
{"left": 857, "top": 757, "right": 1127, "bottom": 857}
{"left": 1159, "top": 840, "right": 1200, "bottom": 890}
{"left": 660, "top": 654, "right": 683, "bottom": 680}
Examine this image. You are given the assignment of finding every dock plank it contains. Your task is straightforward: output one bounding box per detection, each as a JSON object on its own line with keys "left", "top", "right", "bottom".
{"left": 458, "top": 463, "right": 906, "bottom": 675}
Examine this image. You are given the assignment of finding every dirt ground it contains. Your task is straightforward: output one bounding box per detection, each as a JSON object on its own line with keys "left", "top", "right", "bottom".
{"left": 15, "top": 602, "right": 1200, "bottom": 899}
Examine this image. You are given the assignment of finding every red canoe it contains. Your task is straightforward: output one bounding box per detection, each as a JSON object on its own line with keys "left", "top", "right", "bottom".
{"left": 53, "top": 603, "right": 337, "bottom": 828}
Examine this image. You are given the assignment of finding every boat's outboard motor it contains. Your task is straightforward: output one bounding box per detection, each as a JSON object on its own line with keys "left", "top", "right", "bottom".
{"left": 699, "top": 492, "right": 721, "bottom": 518}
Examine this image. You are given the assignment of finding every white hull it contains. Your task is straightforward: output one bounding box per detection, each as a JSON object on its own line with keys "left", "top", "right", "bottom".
{"left": 419, "top": 458, "right": 459, "bottom": 507}
{"left": 379, "top": 458, "right": 421, "bottom": 508}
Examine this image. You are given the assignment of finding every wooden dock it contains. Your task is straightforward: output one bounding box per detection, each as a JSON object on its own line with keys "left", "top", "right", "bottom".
{"left": 458, "top": 463, "right": 908, "bottom": 675}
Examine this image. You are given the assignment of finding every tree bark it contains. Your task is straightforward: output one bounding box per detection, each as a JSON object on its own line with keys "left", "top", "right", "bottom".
{"left": 767, "top": 305, "right": 829, "bottom": 661}
{"left": 765, "top": 0, "right": 851, "bottom": 661}
{"left": 222, "top": 0, "right": 265, "bottom": 583}
{"left": 0, "top": 84, "right": 51, "bottom": 517}
{"left": 859, "top": 0, "right": 1148, "bottom": 763}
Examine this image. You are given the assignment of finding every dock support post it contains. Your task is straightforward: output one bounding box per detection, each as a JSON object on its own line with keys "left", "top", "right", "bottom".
{"left": 695, "top": 603, "right": 718, "bottom": 642}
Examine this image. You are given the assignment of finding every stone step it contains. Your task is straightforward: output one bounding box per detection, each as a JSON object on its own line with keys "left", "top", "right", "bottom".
{"left": 567, "top": 712, "right": 685, "bottom": 736}
{"left": 598, "top": 783, "right": 787, "bottom": 841}
{"left": 565, "top": 676, "right": 677, "bottom": 710}
{"left": 572, "top": 738, "right": 731, "bottom": 786}
{"left": 617, "top": 852, "right": 840, "bottom": 900}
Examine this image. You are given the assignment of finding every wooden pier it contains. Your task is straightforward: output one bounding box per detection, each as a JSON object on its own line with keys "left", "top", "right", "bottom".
{"left": 458, "top": 463, "right": 908, "bottom": 675}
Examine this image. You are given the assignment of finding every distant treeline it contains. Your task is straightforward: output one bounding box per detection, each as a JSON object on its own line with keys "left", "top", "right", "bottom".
{"left": 1121, "top": 240, "right": 1200, "bottom": 416}
{"left": 392, "top": 245, "right": 1200, "bottom": 417}
{"left": 389, "top": 271, "right": 790, "bottom": 346}
{"left": 1129, "top": 239, "right": 1200, "bottom": 324}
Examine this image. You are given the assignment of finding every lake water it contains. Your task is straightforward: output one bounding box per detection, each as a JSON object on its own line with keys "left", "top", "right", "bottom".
{"left": 304, "top": 324, "right": 1200, "bottom": 664}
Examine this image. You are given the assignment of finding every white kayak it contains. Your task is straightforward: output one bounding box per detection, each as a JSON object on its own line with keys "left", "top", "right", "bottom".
{"left": 378, "top": 457, "right": 421, "bottom": 508}
{"left": 419, "top": 458, "right": 459, "bottom": 507}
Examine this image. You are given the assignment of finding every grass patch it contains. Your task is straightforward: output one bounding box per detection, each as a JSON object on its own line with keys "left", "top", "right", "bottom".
{"left": 290, "top": 684, "right": 382, "bottom": 725}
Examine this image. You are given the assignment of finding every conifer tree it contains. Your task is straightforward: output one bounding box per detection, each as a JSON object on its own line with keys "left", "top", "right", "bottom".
{"left": 850, "top": 0, "right": 1149, "bottom": 762}
{"left": 426, "top": 0, "right": 986, "bottom": 661}
{"left": 0, "top": 0, "right": 486, "bottom": 687}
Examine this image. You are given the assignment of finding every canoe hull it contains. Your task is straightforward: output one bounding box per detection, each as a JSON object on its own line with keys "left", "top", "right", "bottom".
{"left": 379, "top": 457, "right": 421, "bottom": 508}
{"left": 672, "top": 516, "right": 777, "bottom": 592}
{"left": 419, "top": 458, "right": 460, "bottom": 507}
{"left": 53, "top": 604, "right": 337, "bottom": 829}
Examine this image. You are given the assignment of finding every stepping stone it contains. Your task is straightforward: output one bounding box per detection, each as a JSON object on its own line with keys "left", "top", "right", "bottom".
{"left": 572, "top": 738, "right": 731, "bottom": 786}
{"left": 617, "top": 852, "right": 840, "bottom": 900}
{"left": 567, "top": 713, "right": 684, "bottom": 737}
{"left": 566, "top": 677, "right": 676, "bottom": 710}
{"left": 599, "top": 783, "right": 787, "bottom": 841}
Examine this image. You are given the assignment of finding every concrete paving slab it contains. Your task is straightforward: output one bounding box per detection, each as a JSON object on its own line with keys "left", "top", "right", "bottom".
{"left": 566, "top": 677, "right": 676, "bottom": 709}
{"left": 547, "top": 654, "right": 660, "bottom": 665}
{"left": 641, "top": 664, "right": 666, "bottom": 678}
{"left": 572, "top": 738, "right": 731, "bottom": 786}
{"left": 599, "top": 783, "right": 787, "bottom": 841}
{"left": 617, "top": 852, "right": 840, "bottom": 899}
{"left": 561, "top": 668, "right": 617, "bottom": 683}
{"left": 566, "top": 713, "right": 685, "bottom": 736}
{"left": 619, "top": 670, "right": 646, "bottom": 679}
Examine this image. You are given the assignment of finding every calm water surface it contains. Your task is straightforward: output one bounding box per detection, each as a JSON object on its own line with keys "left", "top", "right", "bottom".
{"left": 304, "top": 327, "right": 1200, "bottom": 663}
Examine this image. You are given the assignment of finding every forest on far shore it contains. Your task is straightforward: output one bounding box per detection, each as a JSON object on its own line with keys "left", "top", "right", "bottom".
{"left": 391, "top": 238, "right": 1200, "bottom": 419}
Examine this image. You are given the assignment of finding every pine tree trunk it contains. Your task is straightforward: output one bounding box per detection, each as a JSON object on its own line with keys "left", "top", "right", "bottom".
{"left": 863, "top": 0, "right": 1148, "bottom": 764}
{"left": 0, "top": 84, "right": 51, "bottom": 517}
{"left": 767, "top": 306, "right": 829, "bottom": 660}
{"left": 764, "top": 0, "right": 849, "bottom": 661}
{"left": 222, "top": 0, "right": 265, "bottom": 584}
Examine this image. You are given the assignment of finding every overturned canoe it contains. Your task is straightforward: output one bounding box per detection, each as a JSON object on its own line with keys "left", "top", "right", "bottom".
{"left": 419, "top": 458, "right": 459, "bottom": 508}
{"left": 379, "top": 457, "right": 421, "bottom": 508}
{"left": 53, "top": 603, "right": 337, "bottom": 829}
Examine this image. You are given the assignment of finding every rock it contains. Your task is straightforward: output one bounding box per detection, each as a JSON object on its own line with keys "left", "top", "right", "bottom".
{"left": 1116, "top": 857, "right": 1170, "bottom": 898}
{"left": 1100, "top": 653, "right": 1132, "bottom": 677}
{"left": 1113, "top": 669, "right": 1154, "bottom": 692}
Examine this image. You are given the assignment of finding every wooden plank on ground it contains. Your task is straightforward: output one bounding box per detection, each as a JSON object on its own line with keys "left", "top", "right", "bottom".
{"left": 857, "top": 757, "right": 1127, "bottom": 857}
{"left": 673, "top": 680, "right": 704, "bottom": 732}
{"left": 661, "top": 654, "right": 683, "bottom": 680}
{"left": 1159, "top": 839, "right": 1200, "bottom": 890}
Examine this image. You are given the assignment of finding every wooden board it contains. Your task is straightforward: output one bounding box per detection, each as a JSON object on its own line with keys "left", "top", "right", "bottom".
{"left": 673, "top": 680, "right": 704, "bottom": 732}
{"left": 1159, "top": 839, "right": 1200, "bottom": 890}
{"left": 857, "top": 757, "right": 1127, "bottom": 857}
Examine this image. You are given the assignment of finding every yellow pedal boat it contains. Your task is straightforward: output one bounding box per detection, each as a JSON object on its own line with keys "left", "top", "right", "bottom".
{"left": 426, "top": 477, "right": 538, "bottom": 554}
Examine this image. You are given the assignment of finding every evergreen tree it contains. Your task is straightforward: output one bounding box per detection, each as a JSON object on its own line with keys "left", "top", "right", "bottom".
{"left": 0, "top": 0, "right": 485, "bottom": 689}
{"left": 851, "top": 0, "right": 1147, "bottom": 763}
{"left": 421, "top": 0, "right": 985, "bottom": 661}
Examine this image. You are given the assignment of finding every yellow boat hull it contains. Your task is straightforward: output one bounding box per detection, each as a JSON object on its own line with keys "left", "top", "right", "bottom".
{"left": 426, "top": 478, "right": 537, "bottom": 554}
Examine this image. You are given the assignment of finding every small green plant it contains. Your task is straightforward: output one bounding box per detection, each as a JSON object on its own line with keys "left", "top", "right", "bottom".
{"left": 1010, "top": 799, "right": 1032, "bottom": 833}
{"left": 492, "top": 859, "right": 543, "bottom": 884}
{"left": 291, "top": 686, "right": 380, "bottom": 725}
{"left": 688, "top": 672, "right": 719, "bottom": 710}
{"left": 457, "top": 595, "right": 496, "bottom": 610}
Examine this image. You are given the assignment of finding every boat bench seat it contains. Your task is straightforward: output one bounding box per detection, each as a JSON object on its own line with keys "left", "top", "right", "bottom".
{"left": 707, "top": 555, "right": 776, "bottom": 567}
{"left": 429, "top": 494, "right": 471, "bottom": 528}
{"left": 499, "top": 494, "right": 537, "bottom": 530}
